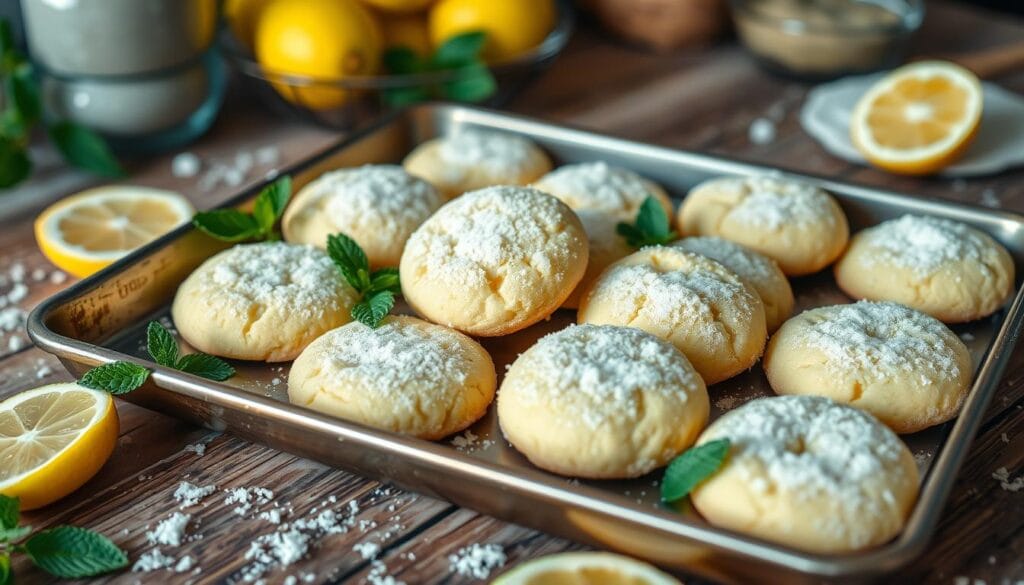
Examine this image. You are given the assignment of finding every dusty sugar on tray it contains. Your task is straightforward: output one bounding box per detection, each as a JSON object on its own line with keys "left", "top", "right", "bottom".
{"left": 174, "top": 481, "right": 217, "bottom": 508}
{"left": 448, "top": 543, "right": 507, "bottom": 580}
{"left": 147, "top": 512, "right": 192, "bottom": 547}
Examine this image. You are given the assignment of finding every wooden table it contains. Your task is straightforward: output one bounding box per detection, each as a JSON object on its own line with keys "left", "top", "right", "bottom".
{"left": 4, "top": 2, "right": 1024, "bottom": 583}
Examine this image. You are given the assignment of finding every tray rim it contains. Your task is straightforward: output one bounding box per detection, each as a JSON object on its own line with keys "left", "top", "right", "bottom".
{"left": 26, "top": 103, "right": 1024, "bottom": 579}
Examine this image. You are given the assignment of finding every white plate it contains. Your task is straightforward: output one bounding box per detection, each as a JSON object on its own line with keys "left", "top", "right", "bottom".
{"left": 800, "top": 73, "right": 1024, "bottom": 177}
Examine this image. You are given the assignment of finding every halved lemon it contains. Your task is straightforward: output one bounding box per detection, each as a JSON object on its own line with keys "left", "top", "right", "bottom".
{"left": 34, "top": 185, "right": 194, "bottom": 278}
{"left": 492, "top": 552, "right": 681, "bottom": 585}
{"left": 851, "top": 61, "right": 983, "bottom": 175}
{"left": 0, "top": 383, "right": 119, "bottom": 510}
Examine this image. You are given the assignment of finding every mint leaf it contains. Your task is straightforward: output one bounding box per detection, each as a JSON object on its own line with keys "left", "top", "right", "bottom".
{"left": 252, "top": 176, "right": 291, "bottom": 234}
{"left": 0, "top": 495, "right": 17, "bottom": 531}
{"left": 432, "top": 31, "right": 487, "bottom": 69}
{"left": 192, "top": 210, "right": 263, "bottom": 242}
{"left": 383, "top": 86, "right": 432, "bottom": 107}
{"left": 327, "top": 232, "right": 371, "bottom": 292}
{"left": 1, "top": 526, "right": 31, "bottom": 543}
{"left": 6, "top": 64, "right": 40, "bottom": 127}
{"left": 352, "top": 290, "right": 394, "bottom": 328}
{"left": 443, "top": 62, "right": 496, "bottom": 103}
{"left": 0, "top": 137, "right": 31, "bottom": 188}
{"left": 661, "top": 439, "right": 730, "bottom": 503}
{"left": 23, "top": 526, "right": 127, "bottom": 578}
{"left": 146, "top": 321, "right": 178, "bottom": 367}
{"left": 616, "top": 195, "right": 677, "bottom": 248}
{"left": 47, "top": 121, "right": 123, "bottom": 178}
{"left": 175, "top": 353, "right": 235, "bottom": 382}
{"left": 368, "top": 268, "right": 400, "bottom": 294}
{"left": 383, "top": 47, "right": 422, "bottom": 75}
{"left": 79, "top": 361, "right": 149, "bottom": 395}
{"left": 0, "top": 552, "right": 9, "bottom": 585}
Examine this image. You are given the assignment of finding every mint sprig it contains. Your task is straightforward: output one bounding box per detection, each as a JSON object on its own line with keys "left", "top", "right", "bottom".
{"left": 0, "top": 495, "right": 127, "bottom": 582}
{"left": 192, "top": 176, "right": 292, "bottom": 242}
{"left": 327, "top": 233, "right": 401, "bottom": 328}
{"left": 0, "top": 18, "right": 123, "bottom": 189}
{"left": 79, "top": 321, "right": 235, "bottom": 394}
{"left": 382, "top": 31, "right": 496, "bottom": 106}
{"left": 616, "top": 196, "right": 677, "bottom": 249}
{"left": 661, "top": 438, "right": 730, "bottom": 503}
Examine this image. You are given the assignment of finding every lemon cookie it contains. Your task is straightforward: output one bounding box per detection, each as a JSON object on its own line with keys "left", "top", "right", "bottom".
{"left": 403, "top": 129, "right": 552, "bottom": 199}
{"left": 282, "top": 165, "right": 443, "bottom": 268}
{"left": 764, "top": 301, "right": 972, "bottom": 434}
{"left": 172, "top": 242, "right": 357, "bottom": 362}
{"left": 577, "top": 247, "right": 766, "bottom": 385}
{"left": 835, "top": 214, "right": 1015, "bottom": 323}
{"left": 533, "top": 162, "right": 673, "bottom": 308}
{"left": 498, "top": 324, "right": 708, "bottom": 479}
{"left": 400, "top": 186, "right": 588, "bottom": 336}
{"left": 288, "top": 316, "right": 496, "bottom": 440}
{"left": 677, "top": 175, "right": 849, "bottom": 276}
{"left": 673, "top": 236, "right": 794, "bottom": 332}
{"left": 691, "top": 395, "right": 919, "bottom": 554}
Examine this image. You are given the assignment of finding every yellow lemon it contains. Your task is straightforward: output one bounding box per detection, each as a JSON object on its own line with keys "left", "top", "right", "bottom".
{"left": 35, "top": 185, "right": 194, "bottom": 279}
{"left": 492, "top": 552, "right": 682, "bottom": 585}
{"left": 225, "top": 0, "right": 274, "bottom": 50}
{"left": 256, "top": 0, "right": 382, "bottom": 110}
{"left": 380, "top": 13, "right": 433, "bottom": 56}
{"left": 851, "top": 61, "right": 983, "bottom": 176}
{"left": 359, "top": 0, "right": 436, "bottom": 13}
{"left": 0, "top": 384, "right": 119, "bottom": 511}
{"left": 429, "top": 0, "right": 556, "bottom": 62}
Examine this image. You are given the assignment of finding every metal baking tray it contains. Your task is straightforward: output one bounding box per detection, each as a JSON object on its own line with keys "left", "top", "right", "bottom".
{"left": 28, "top": 104, "right": 1024, "bottom": 583}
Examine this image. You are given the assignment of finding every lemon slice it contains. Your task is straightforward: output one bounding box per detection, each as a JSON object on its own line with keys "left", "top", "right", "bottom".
{"left": 851, "top": 61, "right": 983, "bottom": 175}
{"left": 34, "top": 185, "right": 194, "bottom": 278}
{"left": 0, "top": 383, "right": 119, "bottom": 510}
{"left": 493, "top": 552, "right": 681, "bottom": 585}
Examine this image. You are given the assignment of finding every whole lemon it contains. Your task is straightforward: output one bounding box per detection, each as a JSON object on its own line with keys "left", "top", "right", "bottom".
{"left": 380, "top": 13, "right": 433, "bottom": 56}
{"left": 256, "top": 0, "right": 382, "bottom": 110}
{"left": 359, "top": 0, "right": 436, "bottom": 13}
{"left": 224, "top": 0, "right": 272, "bottom": 50}
{"left": 429, "top": 0, "right": 556, "bottom": 62}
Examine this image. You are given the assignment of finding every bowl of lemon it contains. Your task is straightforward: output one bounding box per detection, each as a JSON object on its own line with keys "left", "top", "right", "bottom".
{"left": 221, "top": 0, "right": 574, "bottom": 128}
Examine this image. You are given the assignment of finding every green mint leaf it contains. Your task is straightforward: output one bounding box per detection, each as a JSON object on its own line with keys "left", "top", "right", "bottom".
{"left": 0, "top": 137, "right": 31, "bottom": 188}
{"left": 614, "top": 222, "right": 645, "bottom": 248}
{"left": 0, "top": 552, "right": 9, "bottom": 585}
{"left": 0, "top": 495, "right": 17, "bottom": 531}
{"left": 252, "top": 175, "right": 292, "bottom": 234}
{"left": 6, "top": 63, "right": 41, "bottom": 127}
{"left": 352, "top": 290, "right": 395, "bottom": 329}
{"left": 47, "top": 121, "right": 124, "bottom": 178}
{"left": 382, "top": 86, "right": 432, "bottom": 108}
{"left": 146, "top": 321, "right": 179, "bottom": 367}
{"left": 432, "top": 31, "right": 487, "bottom": 69}
{"left": 327, "top": 232, "right": 371, "bottom": 292}
{"left": 618, "top": 196, "right": 677, "bottom": 248}
{"left": 442, "top": 63, "right": 496, "bottom": 103}
{"left": 175, "top": 353, "right": 235, "bottom": 382}
{"left": 383, "top": 47, "right": 423, "bottom": 75}
{"left": 1, "top": 526, "right": 31, "bottom": 543}
{"left": 368, "top": 268, "right": 401, "bottom": 294}
{"left": 23, "top": 526, "right": 128, "bottom": 579}
{"left": 79, "top": 361, "right": 149, "bottom": 395}
{"left": 192, "top": 210, "right": 263, "bottom": 242}
{"left": 0, "top": 19, "right": 13, "bottom": 57}
{"left": 661, "top": 438, "right": 730, "bottom": 503}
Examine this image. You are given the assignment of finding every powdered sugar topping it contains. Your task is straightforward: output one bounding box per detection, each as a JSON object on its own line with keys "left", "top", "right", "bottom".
{"left": 674, "top": 236, "right": 780, "bottom": 283}
{"left": 721, "top": 176, "right": 838, "bottom": 230}
{"left": 535, "top": 161, "right": 655, "bottom": 217}
{"left": 437, "top": 129, "right": 539, "bottom": 173}
{"left": 856, "top": 214, "right": 999, "bottom": 274}
{"left": 300, "top": 165, "right": 442, "bottom": 233}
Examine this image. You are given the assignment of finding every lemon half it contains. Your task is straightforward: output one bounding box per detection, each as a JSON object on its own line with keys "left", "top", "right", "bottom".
{"left": 493, "top": 552, "right": 682, "bottom": 585}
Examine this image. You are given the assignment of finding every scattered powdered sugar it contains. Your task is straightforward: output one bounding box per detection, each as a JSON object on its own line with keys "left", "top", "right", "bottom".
{"left": 534, "top": 161, "right": 654, "bottom": 217}
{"left": 719, "top": 176, "right": 838, "bottom": 231}
{"left": 133, "top": 549, "right": 178, "bottom": 572}
{"left": 855, "top": 214, "right": 1000, "bottom": 274}
{"left": 354, "top": 541, "right": 381, "bottom": 560}
{"left": 300, "top": 165, "right": 442, "bottom": 235}
{"left": 437, "top": 129, "right": 539, "bottom": 175}
{"left": 146, "top": 512, "right": 192, "bottom": 547}
{"left": 174, "top": 481, "right": 217, "bottom": 508}
{"left": 225, "top": 486, "right": 275, "bottom": 517}
{"left": 368, "top": 560, "right": 406, "bottom": 585}
{"left": 702, "top": 395, "right": 911, "bottom": 546}
{"left": 450, "top": 429, "right": 495, "bottom": 453}
{"left": 789, "top": 301, "right": 963, "bottom": 382}
{"left": 506, "top": 324, "right": 701, "bottom": 429}
{"left": 184, "top": 442, "right": 207, "bottom": 457}
{"left": 448, "top": 543, "right": 506, "bottom": 580}
{"left": 748, "top": 117, "right": 777, "bottom": 145}
{"left": 992, "top": 467, "right": 1023, "bottom": 492}
{"left": 673, "top": 236, "right": 781, "bottom": 284}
